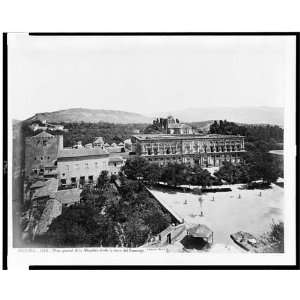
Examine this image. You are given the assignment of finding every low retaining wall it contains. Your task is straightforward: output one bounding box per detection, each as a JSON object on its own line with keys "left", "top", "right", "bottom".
{"left": 146, "top": 187, "right": 184, "bottom": 224}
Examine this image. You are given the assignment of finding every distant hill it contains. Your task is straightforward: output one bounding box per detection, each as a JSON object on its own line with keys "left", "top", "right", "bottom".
{"left": 27, "top": 108, "right": 152, "bottom": 124}
{"left": 158, "top": 106, "right": 284, "bottom": 126}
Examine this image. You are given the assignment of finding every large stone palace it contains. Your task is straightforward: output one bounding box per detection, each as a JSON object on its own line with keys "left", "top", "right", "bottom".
{"left": 131, "top": 133, "right": 246, "bottom": 167}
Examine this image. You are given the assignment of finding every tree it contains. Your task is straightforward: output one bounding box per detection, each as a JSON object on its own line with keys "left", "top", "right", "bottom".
{"left": 97, "top": 170, "right": 110, "bottom": 189}
{"left": 122, "top": 157, "right": 150, "bottom": 180}
{"left": 266, "top": 221, "right": 284, "bottom": 253}
{"left": 144, "top": 163, "right": 161, "bottom": 185}
{"left": 161, "top": 163, "right": 187, "bottom": 187}
{"left": 124, "top": 216, "right": 150, "bottom": 247}
{"left": 214, "top": 162, "right": 251, "bottom": 184}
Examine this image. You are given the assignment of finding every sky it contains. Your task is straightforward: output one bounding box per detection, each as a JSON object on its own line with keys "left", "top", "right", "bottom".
{"left": 8, "top": 34, "right": 295, "bottom": 120}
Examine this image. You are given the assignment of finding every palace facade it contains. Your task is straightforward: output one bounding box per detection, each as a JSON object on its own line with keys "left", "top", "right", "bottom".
{"left": 131, "top": 134, "right": 246, "bottom": 167}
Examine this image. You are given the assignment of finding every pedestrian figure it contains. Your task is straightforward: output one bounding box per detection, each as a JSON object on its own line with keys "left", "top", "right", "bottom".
{"left": 212, "top": 196, "right": 215, "bottom": 202}
{"left": 259, "top": 191, "right": 262, "bottom": 197}
{"left": 238, "top": 194, "right": 241, "bottom": 199}
{"left": 199, "top": 196, "right": 204, "bottom": 216}
{"left": 184, "top": 199, "right": 187, "bottom": 205}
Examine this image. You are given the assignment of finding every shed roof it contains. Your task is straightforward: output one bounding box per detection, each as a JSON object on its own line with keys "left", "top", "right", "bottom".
{"left": 30, "top": 180, "right": 46, "bottom": 189}
{"left": 109, "top": 157, "right": 123, "bottom": 163}
{"left": 32, "top": 178, "right": 58, "bottom": 200}
{"left": 34, "top": 131, "right": 54, "bottom": 138}
{"left": 188, "top": 224, "right": 213, "bottom": 238}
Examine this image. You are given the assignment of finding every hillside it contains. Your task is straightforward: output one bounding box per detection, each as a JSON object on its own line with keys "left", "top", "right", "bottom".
{"left": 27, "top": 108, "right": 152, "bottom": 124}
{"left": 159, "top": 106, "right": 284, "bottom": 126}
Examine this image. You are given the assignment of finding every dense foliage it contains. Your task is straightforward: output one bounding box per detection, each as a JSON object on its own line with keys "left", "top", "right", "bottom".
{"left": 210, "top": 120, "right": 283, "bottom": 150}
{"left": 122, "top": 157, "right": 217, "bottom": 187}
{"left": 267, "top": 221, "right": 284, "bottom": 253}
{"left": 39, "top": 172, "right": 171, "bottom": 247}
{"left": 210, "top": 120, "right": 283, "bottom": 185}
{"left": 23, "top": 121, "right": 147, "bottom": 147}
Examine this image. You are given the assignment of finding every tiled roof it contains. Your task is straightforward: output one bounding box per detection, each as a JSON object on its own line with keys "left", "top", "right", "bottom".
{"left": 34, "top": 131, "right": 54, "bottom": 138}
{"left": 57, "top": 148, "right": 109, "bottom": 159}
{"left": 30, "top": 180, "right": 46, "bottom": 189}
{"left": 55, "top": 188, "right": 81, "bottom": 205}
{"left": 187, "top": 224, "right": 213, "bottom": 238}
{"left": 109, "top": 157, "right": 123, "bottom": 163}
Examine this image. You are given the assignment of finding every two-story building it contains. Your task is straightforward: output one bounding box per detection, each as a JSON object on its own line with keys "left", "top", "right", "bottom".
{"left": 57, "top": 148, "right": 110, "bottom": 187}
{"left": 131, "top": 133, "right": 245, "bottom": 167}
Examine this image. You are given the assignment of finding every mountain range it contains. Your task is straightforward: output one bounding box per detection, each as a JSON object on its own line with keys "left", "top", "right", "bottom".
{"left": 158, "top": 106, "right": 284, "bottom": 126}
{"left": 26, "top": 106, "right": 284, "bottom": 126}
{"left": 28, "top": 108, "right": 152, "bottom": 124}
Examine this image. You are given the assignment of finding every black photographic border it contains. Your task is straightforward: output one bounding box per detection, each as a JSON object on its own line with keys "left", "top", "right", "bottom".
{"left": 2, "top": 32, "right": 299, "bottom": 270}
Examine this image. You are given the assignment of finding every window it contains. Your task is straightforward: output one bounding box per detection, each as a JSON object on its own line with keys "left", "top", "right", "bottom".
{"left": 61, "top": 179, "right": 66, "bottom": 185}
{"left": 34, "top": 157, "right": 37, "bottom": 160}
{"left": 43, "top": 140, "right": 47, "bottom": 146}
{"left": 40, "top": 156, "right": 43, "bottom": 160}
{"left": 80, "top": 176, "right": 85, "bottom": 185}
{"left": 47, "top": 156, "right": 50, "bottom": 160}
{"left": 85, "top": 163, "right": 89, "bottom": 169}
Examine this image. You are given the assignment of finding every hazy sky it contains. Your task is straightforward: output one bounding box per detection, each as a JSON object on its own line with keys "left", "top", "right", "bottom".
{"left": 8, "top": 34, "right": 295, "bottom": 120}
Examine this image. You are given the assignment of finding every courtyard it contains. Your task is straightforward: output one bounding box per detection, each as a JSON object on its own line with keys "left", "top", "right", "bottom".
{"left": 149, "top": 183, "right": 284, "bottom": 252}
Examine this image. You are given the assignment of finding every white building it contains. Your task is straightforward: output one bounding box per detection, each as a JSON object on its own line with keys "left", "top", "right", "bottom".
{"left": 57, "top": 148, "right": 110, "bottom": 187}
{"left": 93, "top": 137, "right": 105, "bottom": 148}
{"left": 108, "top": 157, "right": 125, "bottom": 175}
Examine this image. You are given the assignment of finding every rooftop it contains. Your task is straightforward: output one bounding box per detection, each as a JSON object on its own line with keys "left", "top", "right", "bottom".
{"left": 109, "top": 157, "right": 124, "bottom": 163}
{"left": 32, "top": 178, "right": 58, "bottom": 200}
{"left": 30, "top": 180, "right": 46, "bottom": 189}
{"left": 168, "top": 123, "right": 192, "bottom": 129}
{"left": 94, "top": 137, "right": 104, "bottom": 144}
{"left": 55, "top": 188, "right": 81, "bottom": 205}
{"left": 187, "top": 224, "right": 213, "bottom": 238}
{"left": 57, "top": 148, "right": 109, "bottom": 159}
{"left": 132, "top": 133, "right": 244, "bottom": 141}
{"left": 33, "top": 131, "right": 54, "bottom": 138}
